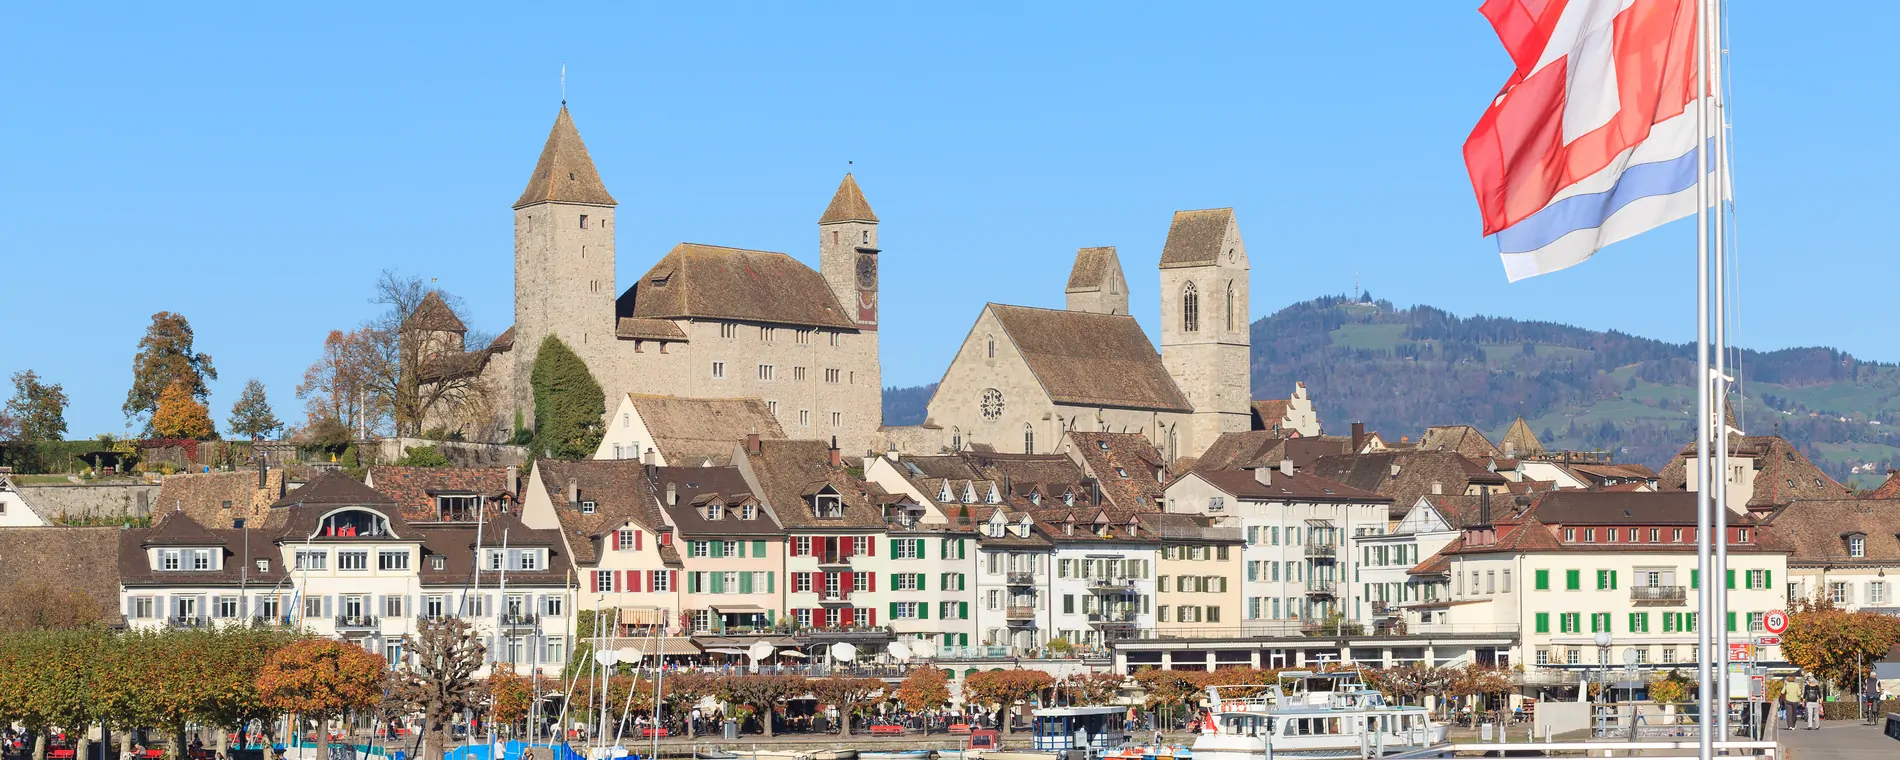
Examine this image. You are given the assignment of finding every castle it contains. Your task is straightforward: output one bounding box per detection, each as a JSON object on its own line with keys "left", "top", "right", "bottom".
{"left": 413, "top": 105, "right": 1251, "bottom": 463}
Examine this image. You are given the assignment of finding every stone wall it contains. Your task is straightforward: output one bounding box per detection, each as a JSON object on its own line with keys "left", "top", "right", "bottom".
{"left": 18, "top": 483, "right": 159, "bottom": 522}
{"left": 372, "top": 438, "right": 530, "bottom": 468}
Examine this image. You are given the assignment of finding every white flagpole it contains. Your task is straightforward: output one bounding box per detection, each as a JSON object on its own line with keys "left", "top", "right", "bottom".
{"left": 1710, "top": 0, "right": 1733, "bottom": 743}
{"left": 1693, "top": 0, "right": 1714, "bottom": 758}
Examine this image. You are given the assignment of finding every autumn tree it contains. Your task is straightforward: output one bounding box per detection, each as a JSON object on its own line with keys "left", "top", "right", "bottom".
{"left": 0, "top": 628, "right": 107, "bottom": 760}
{"left": 810, "top": 676, "right": 885, "bottom": 736}
{"left": 6, "top": 370, "right": 68, "bottom": 443}
{"left": 371, "top": 273, "right": 497, "bottom": 439}
{"left": 298, "top": 328, "right": 379, "bottom": 438}
{"left": 895, "top": 667, "right": 952, "bottom": 726}
{"left": 256, "top": 639, "right": 387, "bottom": 758}
{"left": 388, "top": 617, "right": 488, "bottom": 760}
{"left": 1782, "top": 596, "right": 1900, "bottom": 690}
{"left": 717, "top": 674, "right": 807, "bottom": 737}
{"left": 488, "top": 663, "right": 533, "bottom": 734}
{"left": 1132, "top": 668, "right": 1203, "bottom": 724}
{"left": 125, "top": 312, "right": 217, "bottom": 433}
{"left": 227, "top": 378, "right": 283, "bottom": 440}
{"left": 963, "top": 670, "right": 1053, "bottom": 734}
{"left": 1447, "top": 664, "right": 1515, "bottom": 713}
{"left": 0, "top": 582, "right": 111, "bottom": 632}
{"left": 1646, "top": 669, "right": 1691, "bottom": 704}
{"left": 529, "top": 336, "right": 605, "bottom": 459}
{"left": 196, "top": 627, "right": 299, "bottom": 756}
{"left": 152, "top": 380, "right": 216, "bottom": 440}
{"left": 1059, "top": 672, "right": 1127, "bottom": 706}
{"left": 659, "top": 672, "right": 718, "bottom": 724}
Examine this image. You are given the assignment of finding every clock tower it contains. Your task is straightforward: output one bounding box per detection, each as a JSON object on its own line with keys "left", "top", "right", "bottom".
{"left": 818, "top": 173, "right": 880, "bottom": 330}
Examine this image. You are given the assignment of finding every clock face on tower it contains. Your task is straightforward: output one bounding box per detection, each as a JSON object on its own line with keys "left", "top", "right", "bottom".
{"left": 856, "top": 253, "right": 877, "bottom": 288}
{"left": 980, "top": 388, "right": 1005, "bottom": 420}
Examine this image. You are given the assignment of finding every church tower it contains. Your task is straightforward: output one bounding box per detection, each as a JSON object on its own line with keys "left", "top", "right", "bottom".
{"left": 1065, "top": 246, "right": 1129, "bottom": 315}
{"left": 1158, "top": 208, "right": 1251, "bottom": 453}
{"left": 512, "top": 105, "right": 617, "bottom": 431}
{"left": 818, "top": 174, "right": 880, "bottom": 330}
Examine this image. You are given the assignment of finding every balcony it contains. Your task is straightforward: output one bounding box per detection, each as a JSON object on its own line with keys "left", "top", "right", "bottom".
{"left": 250, "top": 614, "right": 294, "bottom": 627}
{"left": 1087, "top": 611, "right": 1137, "bottom": 627}
{"left": 334, "top": 614, "right": 381, "bottom": 629}
{"left": 1088, "top": 577, "right": 1137, "bottom": 593}
{"left": 1370, "top": 600, "right": 1395, "bottom": 616}
{"left": 1517, "top": 669, "right": 1581, "bottom": 686}
{"left": 817, "top": 590, "right": 852, "bottom": 604}
{"left": 1006, "top": 572, "right": 1036, "bottom": 586}
{"left": 817, "top": 552, "right": 850, "bottom": 566}
{"left": 1305, "top": 579, "right": 1337, "bottom": 596}
{"left": 498, "top": 611, "right": 539, "bottom": 628}
{"left": 1005, "top": 605, "right": 1037, "bottom": 624}
{"left": 167, "top": 615, "right": 208, "bottom": 629}
{"left": 1631, "top": 586, "right": 1688, "bottom": 605}
{"left": 1305, "top": 542, "right": 1338, "bottom": 560}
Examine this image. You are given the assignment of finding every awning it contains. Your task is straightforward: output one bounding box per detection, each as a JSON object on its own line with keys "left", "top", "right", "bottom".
{"left": 711, "top": 605, "right": 767, "bottom": 614}
{"left": 617, "top": 607, "right": 665, "bottom": 625}
{"left": 708, "top": 648, "right": 749, "bottom": 655}
{"left": 597, "top": 637, "right": 701, "bottom": 656}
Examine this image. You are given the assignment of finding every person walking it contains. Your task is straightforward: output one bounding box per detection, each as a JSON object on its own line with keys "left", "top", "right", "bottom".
{"left": 1862, "top": 674, "right": 1882, "bottom": 725}
{"left": 1802, "top": 677, "right": 1823, "bottom": 730}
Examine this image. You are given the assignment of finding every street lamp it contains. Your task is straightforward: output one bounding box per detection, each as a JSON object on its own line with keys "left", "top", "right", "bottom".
{"left": 1595, "top": 632, "right": 1613, "bottom": 735}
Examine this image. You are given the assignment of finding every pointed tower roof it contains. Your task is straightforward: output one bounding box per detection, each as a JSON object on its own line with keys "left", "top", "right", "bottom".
{"left": 1159, "top": 207, "right": 1235, "bottom": 267}
{"left": 1502, "top": 417, "right": 1543, "bottom": 456}
{"left": 1065, "top": 247, "right": 1123, "bottom": 293}
{"left": 403, "top": 291, "right": 467, "bottom": 333}
{"left": 513, "top": 106, "right": 616, "bottom": 209}
{"left": 818, "top": 173, "right": 878, "bottom": 224}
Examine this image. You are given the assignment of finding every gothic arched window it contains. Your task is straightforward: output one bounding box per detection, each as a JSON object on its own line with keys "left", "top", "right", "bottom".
{"left": 1182, "top": 282, "right": 1200, "bottom": 333}
{"left": 986, "top": 334, "right": 995, "bottom": 358}
{"left": 1225, "top": 280, "right": 1236, "bottom": 331}
{"left": 1024, "top": 424, "right": 1035, "bottom": 455}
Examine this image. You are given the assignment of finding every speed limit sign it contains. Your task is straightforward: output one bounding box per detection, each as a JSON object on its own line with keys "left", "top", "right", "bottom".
{"left": 1763, "top": 609, "right": 1789, "bottom": 634}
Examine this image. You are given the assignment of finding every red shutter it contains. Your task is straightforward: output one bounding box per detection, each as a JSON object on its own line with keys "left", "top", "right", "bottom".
{"left": 867, "top": 572, "right": 877, "bottom": 592}
{"left": 610, "top": 531, "right": 621, "bottom": 551}
{"left": 839, "top": 537, "right": 853, "bottom": 559}
{"left": 866, "top": 608, "right": 877, "bottom": 627}
{"left": 636, "top": 530, "right": 646, "bottom": 550}
{"left": 608, "top": 571, "right": 619, "bottom": 593}
{"left": 841, "top": 571, "right": 854, "bottom": 598}
{"left": 590, "top": 570, "right": 601, "bottom": 592}
{"left": 669, "top": 570, "right": 679, "bottom": 591}
{"left": 841, "top": 607, "right": 855, "bottom": 626}
{"left": 787, "top": 536, "right": 797, "bottom": 556}
{"left": 659, "top": 531, "right": 672, "bottom": 546}
{"left": 865, "top": 536, "right": 876, "bottom": 556}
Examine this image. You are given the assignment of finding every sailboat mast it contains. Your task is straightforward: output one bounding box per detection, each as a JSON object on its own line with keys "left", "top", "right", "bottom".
{"left": 1709, "top": 0, "right": 1733, "bottom": 740}
{"left": 1692, "top": 1, "right": 1715, "bottom": 759}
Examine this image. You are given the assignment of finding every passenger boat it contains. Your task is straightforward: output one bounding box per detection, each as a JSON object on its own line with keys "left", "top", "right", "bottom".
{"left": 812, "top": 751, "right": 860, "bottom": 760}
{"left": 859, "top": 752, "right": 930, "bottom": 760}
{"left": 1191, "top": 677, "right": 1451, "bottom": 760}
{"left": 1098, "top": 743, "right": 1192, "bottom": 760}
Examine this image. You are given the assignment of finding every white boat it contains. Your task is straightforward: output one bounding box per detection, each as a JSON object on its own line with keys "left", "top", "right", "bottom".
{"left": 859, "top": 752, "right": 930, "bottom": 760}
{"left": 1192, "top": 679, "right": 1451, "bottom": 760}
{"left": 812, "top": 751, "right": 859, "bottom": 760}
{"left": 733, "top": 752, "right": 813, "bottom": 760}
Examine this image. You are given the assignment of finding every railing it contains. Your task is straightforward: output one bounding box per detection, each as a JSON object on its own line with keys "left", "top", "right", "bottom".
{"left": 334, "top": 614, "right": 380, "bottom": 628}
{"left": 817, "top": 590, "right": 851, "bottom": 602}
{"left": 1371, "top": 600, "right": 1394, "bottom": 615}
{"left": 1631, "top": 585, "right": 1688, "bottom": 604}
{"left": 1006, "top": 571, "right": 1036, "bottom": 586}
{"left": 1005, "top": 605, "right": 1037, "bottom": 621}
{"left": 1087, "top": 576, "right": 1137, "bottom": 591}
{"left": 167, "top": 615, "right": 208, "bottom": 629}
{"left": 1305, "top": 542, "right": 1339, "bottom": 559}
{"left": 817, "top": 552, "right": 850, "bottom": 565}
{"left": 498, "top": 611, "right": 539, "bottom": 627}
{"left": 1087, "top": 611, "right": 1137, "bottom": 625}
{"left": 250, "top": 614, "right": 294, "bottom": 627}
{"left": 1516, "top": 668, "right": 1581, "bottom": 685}
{"left": 1306, "top": 579, "right": 1337, "bottom": 595}
{"left": 1139, "top": 622, "right": 1523, "bottom": 640}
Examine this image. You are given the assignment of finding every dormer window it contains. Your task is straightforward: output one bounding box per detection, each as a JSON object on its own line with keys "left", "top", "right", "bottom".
{"left": 581, "top": 501, "right": 597, "bottom": 515}
{"left": 437, "top": 495, "right": 480, "bottom": 521}
{"left": 1016, "top": 517, "right": 1033, "bottom": 537}
{"left": 318, "top": 508, "right": 393, "bottom": 538}
{"left": 1849, "top": 534, "right": 1866, "bottom": 558}
{"left": 814, "top": 493, "right": 843, "bottom": 519}
{"left": 192, "top": 549, "right": 212, "bottom": 571}
{"left": 255, "top": 559, "right": 270, "bottom": 573}
{"left": 431, "top": 556, "right": 446, "bottom": 571}
{"left": 1115, "top": 468, "right": 1129, "bottom": 478}
{"left": 706, "top": 503, "right": 724, "bottom": 521}
{"left": 161, "top": 550, "right": 180, "bottom": 571}
{"left": 1030, "top": 493, "right": 1041, "bottom": 506}
{"left": 985, "top": 485, "right": 1000, "bottom": 505}
{"left": 1737, "top": 528, "right": 1750, "bottom": 543}
{"left": 1064, "top": 521, "right": 1074, "bottom": 536}
{"left": 1063, "top": 492, "right": 1075, "bottom": 507}
{"left": 740, "top": 503, "right": 757, "bottom": 520}
{"left": 939, "top": 483, "right": 952, "bottom": 502}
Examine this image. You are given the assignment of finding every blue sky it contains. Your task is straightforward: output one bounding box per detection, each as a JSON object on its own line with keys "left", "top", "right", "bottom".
{"left": 2, "top": 3, "right": 1888, "bottom": 437}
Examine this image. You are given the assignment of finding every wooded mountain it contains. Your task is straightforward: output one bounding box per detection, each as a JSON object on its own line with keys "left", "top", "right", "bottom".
{"left": 886, "top": 296, "right": 1900, "bottom": 488}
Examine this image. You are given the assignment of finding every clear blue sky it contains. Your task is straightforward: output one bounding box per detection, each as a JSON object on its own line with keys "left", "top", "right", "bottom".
{"left": 2, "top": 3, "right": 1886, "bottom": 437}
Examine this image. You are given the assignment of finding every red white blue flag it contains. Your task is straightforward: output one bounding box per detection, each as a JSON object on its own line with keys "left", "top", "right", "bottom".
{"left": 1464, "top": 0, "right": 1709, "bottom": 281}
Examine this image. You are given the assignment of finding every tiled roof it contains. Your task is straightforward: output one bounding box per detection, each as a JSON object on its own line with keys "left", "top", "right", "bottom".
{"left": 364, "top": 466, "right": 514, "bottom": 523}
{"left": 1501, "top": 417, "right": 1543, "bottom": 456}
{"left": 741, "top": 439, "right": 885, "bottom": 530}
{"left": 615, "top": 318, "right": 688, "bottom": 342}
{"left": 1656, "top": 435, "right": 1851, "bottom": 510}
{"left": 1417, "top": 426, "right": 1501, "bottom": 460}
{"left": 153, "top": 469, "right": 287, "bottom": 531}
{"left": 415, "top": 514, "right": 574, "bottom": 587}
{"left": 272, "top": 470, "right": 398, "bottom": 508}
{"left": 654, "top": 466, "right": 783, "bottom": 537}
{"left": 1192, "top": 468, "right": 1389, "bottom": 503}
{"left": 1065, "top": 432, "right": 1169, "bottom": 510}
{"left": 625, "top": 394, "right": 786, "bottom": 467}
{"left": 1250, "top": 400, "right": 1290, "bottom": 430}
{"left": 1194, "top": 432, "right": 1353, "bottom": 473}
{"left": 990, "top": 304, "right": 1192, "bottom": 412}
{"left": 532, "top": 459, "right": 670, "bottom": 564}
{"left": 2, "top": 527, "right": 129, "bottom": 623}
{"left": 1065, "top": 247, "right": 1120, "bottom": 292}
{"left": 1158, "top": 208, "right": 1234, "bottom": 268}
{"left": 620, "top": 244, "right": 858, "bottom": 330}
{"left": 1863, "top": 471, "right": 1900, "bottom": 499}
{"left": 489, "top": 327, "right": 515, "bottom": 351}
{"left": 1764, "top": 498, "right": 1900, "bottom": 566}
{"left": 404, "top": 292, "right": 467, "bottom": 333}
{"left": 1442, "top": 490, "right": 1793, "bottom": 556}
{"left": 818, "top": 174, "right": 878, "bottom": 224}
{"left": 142, "top": 510, "right": 227, "bottom": 546}
{"left": 513, "top": 105, "right": 616, "bottom": 209}
{"left": 117, "top": 525, "right": 286, "bottom": 588}
{"left": 1310, "top": 450, "right": 1502, "bottom": 519}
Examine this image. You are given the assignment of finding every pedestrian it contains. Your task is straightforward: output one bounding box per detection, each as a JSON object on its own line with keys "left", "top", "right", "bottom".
{"left": 1863, "top": 673, "right": 1882, "bottom": 724}
{"left": 1803, "top": 676, "right": 1823, "bottom": 730}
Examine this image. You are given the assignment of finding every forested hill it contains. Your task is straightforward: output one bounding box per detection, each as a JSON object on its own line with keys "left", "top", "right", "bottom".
{"left": 883, "top": 297, "right": 1900, "bottom": 488}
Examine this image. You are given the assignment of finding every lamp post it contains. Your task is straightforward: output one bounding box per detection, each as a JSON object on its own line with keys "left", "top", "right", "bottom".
{"left": 1595, "top": 632, "right": 1614, "bottom": 736}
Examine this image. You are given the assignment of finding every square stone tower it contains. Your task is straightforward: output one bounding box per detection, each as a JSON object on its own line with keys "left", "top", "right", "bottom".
{"left": 818, "top": 174, "right": 880, "bottom": 331}
{"left": 1065, "top": 246, "right": 1129, "bottom": 315}
{"left": 511, "top": 105, "right": 618, "bottom": 431}
{"left": 1158, "top": 208, "right": 1252, "bottom": 453}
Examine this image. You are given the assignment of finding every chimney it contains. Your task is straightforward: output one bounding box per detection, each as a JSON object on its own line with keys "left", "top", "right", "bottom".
{"left": 1390, "top": 463, "right": 1401, "bottom": 477}
{"left": 1254, "top": 466, "right": 1272, "bottom": 486}
{"left": 1280, "top": 459, "right": 1294, "bottom": 477}
{"left": 1351, "top": 422, "right": 1366, "bottom": 453}
{"left": 1430, "top": 481, "right": 1442, "bottom": 495}
{"left": 506, "top": 464, "right": 520, "bottom": 498}
{"left": 1503, "top": 441, "right": 1516, "bottom": 458}
{"left": 1089, "top": 477, "right": 1102, "bottom": 505}
{"left": 257, "top": 456, "right": 269, "bottom": 489}
{"left": 746, "top": 432, "right": 762, "bottom": 456}
{"left": 828, "top": 436, "right": 842, "bottom": 468}
{"left": 642, "top": 447, "right": 656, "bottom": 466}
{"left": 666, "top": 481, "right": 677, "bottom": 507}
{"left": 1479, "top": 488, "right": 1493, "bottom": 526}
{"left": 566, "top": 477, "right": 579, "bottom": 506}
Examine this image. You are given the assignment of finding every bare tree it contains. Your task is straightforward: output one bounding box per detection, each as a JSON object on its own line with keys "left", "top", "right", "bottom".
{"left": 367, "top": 270, "right": 496, "bottom": 439}
{"left": 388, "top": 617, "right": 489, "bottom": 760}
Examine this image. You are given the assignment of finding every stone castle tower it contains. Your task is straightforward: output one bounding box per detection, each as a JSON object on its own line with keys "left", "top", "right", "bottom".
{"left": 512, "top": 105, "right": 618, "bottom": 429}
{"left": 1064, "top": 246, "right": 1129, "bottom": 315}
{"left": 818, "top": 174, "right": 881, "bottom": 332}
{"left": 1158, "top": 208, "right": 1252, "bottom": 452}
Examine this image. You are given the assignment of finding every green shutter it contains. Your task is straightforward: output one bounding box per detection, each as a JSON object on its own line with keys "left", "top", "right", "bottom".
{"left": 1727, "top": 569, "right": 1736, "bottom": 589}
{"left": 1589, "top": 613, "right": 1599, "bottom": 633}
{"left": 1628, "top": 612, "right": 1638, "bottom": 632}
{"left": 1535, "top": 570, "right": 1550, "bottom": 590}
{"left": 768, "top": 573, "right": 775, "bottom": 593}
{"left": 889, "top": 538, "right": 899, "bottom": 557}
{"left": 918, "top": 602, "right": 928, "bottom": 620}
{"left": 766, "top": 609, "right": 775, "bottom": 625}
{"left": 712, "top": 573, "right": 726, "bottom": 593}
{"left": 689, "top": 573, "right": 701, "bottom": 593}
{"left": 1535, "top": 613, "right": 1549, "bottom": 633}
{"left": 710, "top": 542, "right": 725, "bottom": 558}
{"left": 1691, "top": 569, "right": 1699, "bottom": 588}
{"left": 1727, "top": 611, "right": 1737, "bottom": 632}
{"left": 919, "top": 574, "right": 928, "bottom": 591}
{"left": 1765, "top": 569, "right": 1773, "bottom": 589}
{"left": 1611, "top": 570, "right": 1618, "bottom": 590}
{"left": 960, "top": 601, "right": 970, "bottom": 619}
{"left": 740, "top": 573, "right": 753, "bottom": 594}
{"left": 1596, "top": 570, "right": 1606, "bottom": 590}
{"left": 1566, "top": 570, "right": 1581, "bottom": 590}
{"left": 890, "top": 602, "right": 898, "bottom": 619}
{"left": 753, "top": 540, "right": 767, "bottom": 557}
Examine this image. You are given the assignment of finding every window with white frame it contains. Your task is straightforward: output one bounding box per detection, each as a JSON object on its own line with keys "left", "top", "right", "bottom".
{"left": 338, "top": 551, "right": 368, "bottom": 571}
{"left": 618, "top": 528, "right": 638, "bottom": 549}
{"left": 294, "top": 550, "right": 327, "bottom": 570}
{"left": 894, "top": 539, "right": 920, "bottom": 559}
{"left": 192, "top": 549, "right": 212, "bottom": 571}
{"left": 217, "top": 596, "right": 239, "bottom": 618}
{"left": 1831, "top": 581, "right": 1850, "bottom": 604}
{"left": 711, "top": 361, "right": 726, "bottom": 379}
{"left": 597, "top": 572, "right": 614, "bottom": 593}
{"left": 893, "top": 602, "right": 923, "bottom": 619}
{"left": 385, "top": 595, "right": 405, "bottom": 618}
{"left": 894, "top": 573, "right": 921, "bottom": 591}
{"left": 546, "top": 636, "right": 566, "bottom": 663}
{"left": 160, "top": 550, "right": 181, "bottom": 571}
{"left": 649, "top": 571, "right": 670, "bottom": 592}
{"left": 378, "top": 551, "right": 409, "bottom": 571}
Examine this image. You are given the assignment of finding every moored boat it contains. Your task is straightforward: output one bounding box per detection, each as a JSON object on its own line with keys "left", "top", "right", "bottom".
{"left": 1192, "top": 682, "right": 1451, "bottom": 760}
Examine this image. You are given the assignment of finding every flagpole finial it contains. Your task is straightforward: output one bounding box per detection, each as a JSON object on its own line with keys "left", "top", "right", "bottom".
{"left": 561, "top": 63, "right": 567, "bottom": 106}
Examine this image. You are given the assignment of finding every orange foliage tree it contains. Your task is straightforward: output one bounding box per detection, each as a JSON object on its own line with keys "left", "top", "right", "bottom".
{"left": 1782, "top": 596, "right": 1900, "bottom": 690}
{"left": 488, "top": 664, "right": 533, "bottom": 734}
{"left": 256, "top": 639, "right": 387, "bottom": 756}
{"left": 151, "top": 380, "right": 215, "bottom": 440}
{"left": 895, "top": 667, "right": 953, "bottom": 720}
{"left": 962, "top": 670, "right": 1053, "bottom": 734}
{"left": 809, "top": 676, "right": 886, "bottom": 736}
